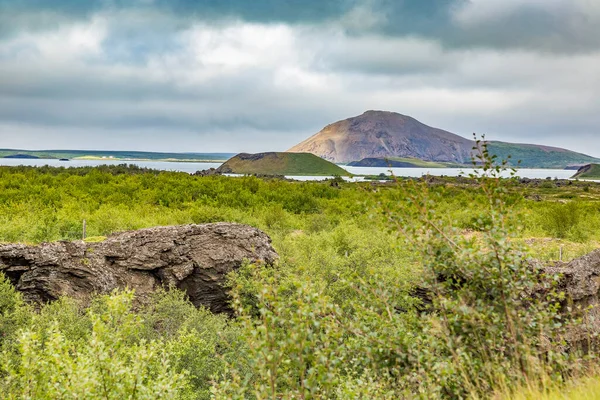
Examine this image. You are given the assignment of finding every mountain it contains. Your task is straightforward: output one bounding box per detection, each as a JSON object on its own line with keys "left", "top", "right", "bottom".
{"left": 216, "top": 152, "right": 350, "bottom": 176}
{"left": 289, "top": 111, "right": 473, "bottom": 164}
{"left": 288, "top": 111, "right": 600, "bottom": 168}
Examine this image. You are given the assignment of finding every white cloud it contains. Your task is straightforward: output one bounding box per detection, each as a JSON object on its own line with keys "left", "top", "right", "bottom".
{"left": 0, "top": 16, "right": 107, "bottom": 63}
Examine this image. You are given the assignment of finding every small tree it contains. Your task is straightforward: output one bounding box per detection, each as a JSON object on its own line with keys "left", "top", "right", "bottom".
{"left": 388, "top": 137, "right": 567, "bottom": 396}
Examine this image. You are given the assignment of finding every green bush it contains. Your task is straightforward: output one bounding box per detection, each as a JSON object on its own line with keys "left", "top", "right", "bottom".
{"left": 0, "top": 291, "right": 188, "bottom": 399}
{"left": 0, "top": 274, "right": 31, "bottom": 349}
{"left": 540, "top": 201, "right": 582, "bottom": 239}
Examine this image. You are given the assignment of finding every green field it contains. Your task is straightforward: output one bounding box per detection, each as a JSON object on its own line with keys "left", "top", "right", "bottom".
{"left": 217, "top": 152, "right": 350, "bottom": 176}
{"left": 2, "top": 163, "right": 600, "bottom": 398}
{"left": 0, "top": 148, "right": 234, "bottom": 162}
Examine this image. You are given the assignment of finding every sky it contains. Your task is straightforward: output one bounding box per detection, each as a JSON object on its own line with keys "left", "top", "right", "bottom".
{"left": 0, "top": 0, "right": 599, "bottom": 155}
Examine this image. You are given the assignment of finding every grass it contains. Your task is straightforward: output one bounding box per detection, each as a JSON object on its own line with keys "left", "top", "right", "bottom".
{"left": 506, "top": 375, "right": 600, "bottom": 399}
{"left": 83, "top": 236, "right": 107, "bottom": 243}
{"left": 217, "top": 152, "right": 351, "bottom": 176}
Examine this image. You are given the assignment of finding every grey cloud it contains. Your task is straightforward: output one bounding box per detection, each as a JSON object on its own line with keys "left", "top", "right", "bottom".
{"left": 0, "top": 2, "right": 599, "bottom": 154}
{"left": 3, "top": 0, "right": 597, "bottom": 54}
{"left": 446, "top": 2, "right": 600, "bottom": 53}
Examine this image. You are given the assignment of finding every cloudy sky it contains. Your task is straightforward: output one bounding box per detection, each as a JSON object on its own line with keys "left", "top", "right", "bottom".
{"left": 0, "top": 0, "right": 598, "bottom": 155}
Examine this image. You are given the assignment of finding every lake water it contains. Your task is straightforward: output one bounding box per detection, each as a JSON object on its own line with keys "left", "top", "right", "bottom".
{"left": 0, "top": 158, "right": 576, "bottom": 181}
{"left": 343, "top": 166, "right": 575, "bottom": 180}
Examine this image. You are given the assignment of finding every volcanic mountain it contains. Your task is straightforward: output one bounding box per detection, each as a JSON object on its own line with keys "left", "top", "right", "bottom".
{"left": 288, "top": 111, "right": 600, "bottom": 168}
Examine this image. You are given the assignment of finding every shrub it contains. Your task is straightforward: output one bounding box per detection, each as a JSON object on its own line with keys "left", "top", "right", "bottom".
{"left": 0, "top": 291, "right": 188, "bottom": 399}
{"left": 0, "top": 274, "right": 31, "bottom": 350}
{"left": 540, "top": 201, "right": 582, "bottom": 239}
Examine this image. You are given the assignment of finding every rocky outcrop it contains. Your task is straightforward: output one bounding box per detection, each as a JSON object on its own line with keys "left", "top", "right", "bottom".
{"left": 0, "top": 223, "right": 277, "bottom": 313}
{"left": 543, "top": 250, "right": 600, "bottom": 348}
{"left": 410, "top": 249, "right": 600, "bottom": 349}
{"left": 193, "top": 168, "right": 222, "bottom": 176}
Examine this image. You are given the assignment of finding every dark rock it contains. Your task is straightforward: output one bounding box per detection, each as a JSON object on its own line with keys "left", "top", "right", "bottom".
{"left": 409, "top": 249, "right": 600, "bottom": 350}
{"left": 0, "top": 223, "right": 277, "bottom": 313}
{"left": 193, "top": 168, "right": 222, "bottom": 176}
{"left": 542, "top": 250, "right": 600, "bottom": 348}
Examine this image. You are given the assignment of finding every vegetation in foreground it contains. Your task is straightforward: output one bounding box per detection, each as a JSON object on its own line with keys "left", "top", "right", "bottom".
{"left": 1, "top": 155, "right": 600, "bottom": 398}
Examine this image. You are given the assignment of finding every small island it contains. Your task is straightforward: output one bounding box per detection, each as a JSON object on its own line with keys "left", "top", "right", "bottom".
{"left": 217, "top": 152, "right": 350, "bottom": 176}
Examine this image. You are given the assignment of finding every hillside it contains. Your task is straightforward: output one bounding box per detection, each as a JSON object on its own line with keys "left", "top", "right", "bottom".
{"left": 216, "top": 152, "right": 350, "bottom": 176}
{"left": 347, "top": 157, "right": 464, "bottom": 168}
{"left": 288, "top": 111, "right": 600, "bottom": 168}
{"left": 572, "top": 164, "right": 600, "bottom": 179}
{"left": 486, "top": 142, "right": 600, "bottom": 169}
{"left": 0, "top": 149, "right": 234, "bottom": 162}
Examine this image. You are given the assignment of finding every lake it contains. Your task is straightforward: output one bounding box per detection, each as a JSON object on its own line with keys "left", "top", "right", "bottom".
{"left": 343, "top": 166, "right": 575, "bottom": 180}
{"left": 0, "top": 158, "right": 576, "bottom": 180}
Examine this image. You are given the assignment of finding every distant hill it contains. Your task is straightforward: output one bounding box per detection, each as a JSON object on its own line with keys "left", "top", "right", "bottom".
{"left": 0, "top": 149, "right": 234, "bottom": 162}
{"left": 288, "top": 111, "right": 600, "bottom": 169}
{"left": 347, "top": 157, "right": 463, "bottom": 168}
{"left": 485, "top": 142, "right": 600, "bottom": 169}
{"left": 217, "top": 152, "right": 350, "bottom": 176}
{"left": 3, "top": 154, "right": 40, "bottom": 159}
{"left": 572, "top": 164, "right": 600, "bottom": 180}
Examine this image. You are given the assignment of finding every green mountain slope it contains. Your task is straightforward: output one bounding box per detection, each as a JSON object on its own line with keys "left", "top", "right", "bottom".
{"left": 217, "top": 152, "right": 350, "bottom": 176}
{"left": 0, "top": 149, "right": 233, "bottom": 162}
{"left": 486, "top": 142, "right": 600, "bottom": 169}
{"left": 572, "top": 164, "right": 600, "bottom": 179}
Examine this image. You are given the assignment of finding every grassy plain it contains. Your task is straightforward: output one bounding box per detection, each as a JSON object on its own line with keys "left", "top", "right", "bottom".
{"left": 1, "top": 165, "right": 600, "bottom": 398}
